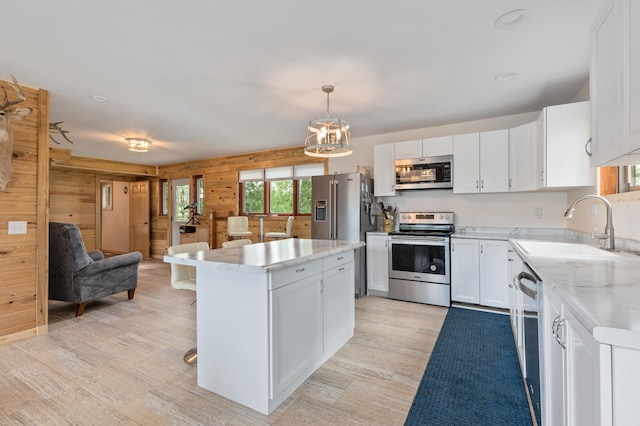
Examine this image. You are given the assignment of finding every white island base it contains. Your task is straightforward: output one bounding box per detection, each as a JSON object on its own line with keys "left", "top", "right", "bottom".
{"left": 164, "top": 239, "right": 363, "bottom": 414}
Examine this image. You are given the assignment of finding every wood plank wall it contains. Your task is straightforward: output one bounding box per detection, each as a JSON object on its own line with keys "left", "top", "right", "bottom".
{"left": 153, "top": 146, "right": 327, "bottom": 256}
{"left": 0, "top": 79, "right": 48, "bottom": 344}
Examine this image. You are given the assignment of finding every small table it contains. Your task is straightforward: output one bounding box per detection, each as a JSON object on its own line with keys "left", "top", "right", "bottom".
{"left": 251, "top": 214, "right": 276, "bottom": 242}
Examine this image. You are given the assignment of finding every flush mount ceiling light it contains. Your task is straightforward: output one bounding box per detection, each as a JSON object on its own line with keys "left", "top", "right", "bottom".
{"left": 494, "top": 9, "right": 530, "bottom": 30}
{"left": 494, "top": 70, "right": 520, "bottom": 81}
{"left": 304, "top": 85, "right": 352, "bottom": 158}
{"left": 90, "top": 95, "right": 108, "bottom": 102}
{"left": 126, "top": 137, "right": 152, "bottom": 152}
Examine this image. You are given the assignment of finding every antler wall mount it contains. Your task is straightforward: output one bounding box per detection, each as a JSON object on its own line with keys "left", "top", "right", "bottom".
{"left": 0, "top": 75, "right": 33, "bottom": 191}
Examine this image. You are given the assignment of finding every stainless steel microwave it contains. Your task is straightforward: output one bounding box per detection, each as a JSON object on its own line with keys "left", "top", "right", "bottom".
{"left": 394, "top": 155, "right": 453, "bottom": 190}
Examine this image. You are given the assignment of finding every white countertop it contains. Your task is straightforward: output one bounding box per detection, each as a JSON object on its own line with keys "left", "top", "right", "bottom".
{"left": 164, "top": 238, "right": 365, "bottom": 274}
{"left": 511, "top": 239, "right": 640, "bottom": 348}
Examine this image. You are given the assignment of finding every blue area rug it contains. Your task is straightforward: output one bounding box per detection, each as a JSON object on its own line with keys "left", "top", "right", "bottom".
{"left": 405, "top": 307, "right": 532, "bottom": 426}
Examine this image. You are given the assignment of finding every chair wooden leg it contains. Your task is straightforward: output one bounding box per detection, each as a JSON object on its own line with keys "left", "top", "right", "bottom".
{"left": 128, "top": 288, "right": 136, "bottom": 299}
{"left": 75, "top": 302, "right": 87, "bottom": 317}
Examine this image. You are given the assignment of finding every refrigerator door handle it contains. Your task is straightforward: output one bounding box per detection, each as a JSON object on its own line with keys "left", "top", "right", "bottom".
{"left": 331, "top": 179, "right": 338, "bottom": 240}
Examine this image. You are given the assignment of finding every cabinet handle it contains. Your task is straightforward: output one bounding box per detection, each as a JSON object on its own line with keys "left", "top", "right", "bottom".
{"left": 476, "top": 180, "right": 479, "bottom": 189}
{"left": 552, "top": 316, "right": 566, "bottom": 349}
{"left": 481, "top": 180, "right": 484, "bottom": 189}
{"left": 452, "top": 242, "right": 455, "bottom": 251}
{"left": 295, "top": 268, "right": 306, "bottom": 273}
{"left": 585, "top": 138, "right": 592, "bottom": 157}
{"left": 338, "top": 267, "right": 345, "bottom": 272}
{"left": 337, "top": 256, "right": 344, "bottom": 261}
{"left": 509, "top": 178, "right": 512, "bottom": 188}
{"left": 480, "top": 244, "right": 484, "bottom": 254}
{"left": 321, "top": 280, "right": 324, "bottom": 293}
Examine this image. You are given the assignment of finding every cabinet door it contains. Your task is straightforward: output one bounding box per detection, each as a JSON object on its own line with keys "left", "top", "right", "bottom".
{"left": 271, "top": 274, "right": 323, "bottom": 398}
{"left": 622, "top": 0, "right": 640, "bottom": 154}
{"left": 542, "top": 289, "right": 566, "bottom": 426}
{"left": 323, "top": 262, "right": 355, "bottom": 355}
{"left": 366, "top": 234, "right": 389, "bottom": 293}
{"left": 565, "top": 308, "right": 602, "bottom": 426}
{"left": 422, "top": 136, "right": 453, "bottom": 156}
{"left": 453, "top": 133, "right": 480, "bottom": 194}
{"left": 479, "top": 239, "right": 509, "bottom": 308}
{"left": 591, "top": 0, "right": 622, "bottom": 166}
{"left": 394, "top": 139, "right": 422, "bottom": 159}
{"left": 545, "top": 102, "right": 594, "bottom": 188}
{"left": 509, "top": 122, "right": 538, "bottom": 192}
{"left": 450, "top": 238, "right": 480, "bottom": 304}
{"left": 479, "top": 129, "right": 510, "bottom": 193}
{"left": 373, "top": 143, "right": 396, "bottom": 196}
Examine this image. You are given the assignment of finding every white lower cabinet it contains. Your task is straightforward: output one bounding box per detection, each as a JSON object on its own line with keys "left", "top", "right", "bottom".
{"left": 451, "top": 238, "right": 509, "bottom": 308}
{"left": 541, "top": 284, "right": 609, "bottom": 426}
{"left": 270, "top": 251, "right": 355, "bottom": 404}
{"left": 366, "top": 233, "right": 389, "bottom": 295}
{"left": 323, "top": 260, "right": 355, "bottom": 355}
{"left": 271, "top": 273, "right": 324, "bottom": 398}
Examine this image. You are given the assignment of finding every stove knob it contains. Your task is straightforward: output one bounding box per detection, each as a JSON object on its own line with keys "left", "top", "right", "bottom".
{"left": 439, "top": 214, "right": 443, "bottom": 219}
{"left": 445, "top": 215, "right": 450, "bottom": 220}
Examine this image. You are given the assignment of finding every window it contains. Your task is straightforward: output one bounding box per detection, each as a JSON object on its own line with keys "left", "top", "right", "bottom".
{"left": 239, "top": 164, "right": 324, "bottom": 215}
{"left": 159, "top": 179, "right": 169, "bottom": 215}
{"left": 270, "top": 179, "right": 293, "bottom": 213}
{"left": 194, "top": 175, "right": 204, "bottom": 214}
{"left": 173, "top": 182, "right": 191, "bottom": 222}
{"left": 628, "top": 165, "right": 640, "bottom": 191}
{"left": 599, "top": 165, "right": 640, "bottom": 195}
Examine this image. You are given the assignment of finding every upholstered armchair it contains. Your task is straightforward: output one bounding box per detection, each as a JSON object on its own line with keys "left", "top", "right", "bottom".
{"left": 48, "top": 222, "right": 143, "bottom": 316}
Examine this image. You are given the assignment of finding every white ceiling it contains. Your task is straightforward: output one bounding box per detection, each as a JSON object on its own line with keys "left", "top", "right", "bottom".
{"left": 4, "top": 0, "right": 605, "bottom": 166}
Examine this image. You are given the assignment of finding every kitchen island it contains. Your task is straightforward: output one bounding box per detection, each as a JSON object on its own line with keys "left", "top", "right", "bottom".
{"left": 163, "top": 238, "right": 364, "bottom": 415}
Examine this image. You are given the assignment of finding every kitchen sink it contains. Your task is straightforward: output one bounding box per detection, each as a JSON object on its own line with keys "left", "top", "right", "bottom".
{"left": 515, "top": 240, "right": 620, "bottom": 258}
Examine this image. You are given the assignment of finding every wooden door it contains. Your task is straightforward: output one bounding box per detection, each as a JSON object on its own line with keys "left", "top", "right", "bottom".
{"left": 129, "top": 181, "right": 150, "bottom": 257}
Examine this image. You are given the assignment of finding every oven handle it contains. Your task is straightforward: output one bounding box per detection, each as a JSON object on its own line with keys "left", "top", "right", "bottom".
{"left": 389, "top": 236, "right": 448, "bottom": 243}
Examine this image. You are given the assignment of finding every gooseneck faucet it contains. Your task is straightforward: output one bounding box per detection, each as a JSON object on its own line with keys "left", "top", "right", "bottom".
{"left": 564, "top": 195, "right": 615, "bottom": 251}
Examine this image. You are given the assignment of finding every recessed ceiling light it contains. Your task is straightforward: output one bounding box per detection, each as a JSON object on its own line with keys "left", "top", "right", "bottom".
{"left": 90, "top": 95, "right": 108, "bottom": 102}
{"left": 494, "top": 9, "right": 530, "bottom": 30}
{"left": 495, "top": 70, "right": 520, "bottom": 81}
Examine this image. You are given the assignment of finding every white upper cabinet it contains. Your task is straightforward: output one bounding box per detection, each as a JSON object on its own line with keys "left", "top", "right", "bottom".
{"left": 536, "top": 101, "right": 595, "bottom": 189}
{"left": 591, "top": 0, "right": 640, "bottom": 166}
{"left": 394, "top": 136, "right": 453, "bottom": 159}
{"left": 453, "top": 130, "right": 509, "bottom": 194}
{"left": 373, "top": 143, "right": 396, "bottom": 196}
{"left": 509, "top": 121, "right": 538, "bottom": 192}
{"left": 394, "top": 140, "right": 423, "bottom": 159}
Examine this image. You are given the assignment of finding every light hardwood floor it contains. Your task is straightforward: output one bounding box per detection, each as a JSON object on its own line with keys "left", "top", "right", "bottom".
{"left": 0, "top": 259, "right": 447, "bottom": 425}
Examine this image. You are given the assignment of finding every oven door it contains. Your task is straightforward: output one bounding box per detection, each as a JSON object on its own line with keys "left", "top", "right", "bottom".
{"left": 388, "top": 236, "right": 450, "bottom": 284}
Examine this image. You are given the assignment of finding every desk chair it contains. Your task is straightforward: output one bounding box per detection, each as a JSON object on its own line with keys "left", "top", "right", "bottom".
{"left": 264, "top": 216, "right": 294, "bottom": 240}
{"left": 227, "top": 216, "right": 253, "bottom": 240}
{"left": 221, "top": 239, "right": 252, "bottom": 248}
{"left": 167, "top": 241, "right": 209, "bottom": 365}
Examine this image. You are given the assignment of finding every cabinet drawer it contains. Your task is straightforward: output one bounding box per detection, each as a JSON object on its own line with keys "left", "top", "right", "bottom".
{"left": 269, "top": 259, "right": 323, "bottom": 290}
{"left": 323, "top": 250, "right": 354, "bottom": 271}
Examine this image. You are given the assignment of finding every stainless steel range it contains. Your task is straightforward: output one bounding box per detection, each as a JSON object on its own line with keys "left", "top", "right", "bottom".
{"left": 388, "top": 212, "right": 454, "bottom": 306}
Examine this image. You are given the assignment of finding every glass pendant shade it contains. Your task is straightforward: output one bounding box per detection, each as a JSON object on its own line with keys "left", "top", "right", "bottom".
{"left": 304, "top": 85, "right": 353, "bottom": 158}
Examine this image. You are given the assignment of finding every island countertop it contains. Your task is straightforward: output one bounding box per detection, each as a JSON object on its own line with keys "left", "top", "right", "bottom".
{"left": 163, "top": 238, "right": 365, "bottom": 274}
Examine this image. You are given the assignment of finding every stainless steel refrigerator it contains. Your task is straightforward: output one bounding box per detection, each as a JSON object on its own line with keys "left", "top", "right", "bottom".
{"left": 311, "top": 173, "right": 376, "bottom": 297}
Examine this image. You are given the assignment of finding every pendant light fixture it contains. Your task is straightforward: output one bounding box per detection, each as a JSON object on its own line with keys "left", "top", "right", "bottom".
{"left": 304, "top": 85, "right": 352, "bottom": 157}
